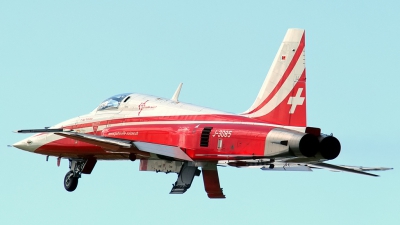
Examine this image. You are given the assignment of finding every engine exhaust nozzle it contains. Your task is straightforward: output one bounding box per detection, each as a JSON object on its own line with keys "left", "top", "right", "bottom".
{"left": 319, "top": 135, "right": 341, "bottom": 160}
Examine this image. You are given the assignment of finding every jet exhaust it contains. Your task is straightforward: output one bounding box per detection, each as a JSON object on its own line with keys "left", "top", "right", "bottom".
{"left": 266, "top": 128, "right": 319, "bottom": 158}
{"left": 266, "top": 129, "right": 340, "bottom": 160}
{"left": 298, "top": 133, "right": 320, "bottom": 157}
{"left": 289, "top": 133, "right": 320, "bottom": 157}
{"left": 318, "top": 134, "right": 341, "bottom": 160}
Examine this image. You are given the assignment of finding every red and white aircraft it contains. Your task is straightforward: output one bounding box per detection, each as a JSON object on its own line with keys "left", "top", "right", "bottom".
{"left": 13, "top": 29, "right": 391, "bottom": 198}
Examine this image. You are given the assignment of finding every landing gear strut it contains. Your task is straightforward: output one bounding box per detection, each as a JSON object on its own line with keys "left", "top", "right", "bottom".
{"left": 64, "top": 159, "right": 89, "bottom": 192}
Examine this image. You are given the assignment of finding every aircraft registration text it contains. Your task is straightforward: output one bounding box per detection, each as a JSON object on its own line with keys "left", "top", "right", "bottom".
{"left": 212, "top": 130, "right": 232, "bottom": 138}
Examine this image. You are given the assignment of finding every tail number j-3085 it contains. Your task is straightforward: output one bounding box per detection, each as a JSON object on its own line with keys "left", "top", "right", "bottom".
{"left": 212, "top": 130, "right": 232, "bottom": 138}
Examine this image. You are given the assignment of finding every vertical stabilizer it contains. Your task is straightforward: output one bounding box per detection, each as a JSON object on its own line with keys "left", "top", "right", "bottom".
{"left": 243, "top": 29, "right": 306, "bottom": 127}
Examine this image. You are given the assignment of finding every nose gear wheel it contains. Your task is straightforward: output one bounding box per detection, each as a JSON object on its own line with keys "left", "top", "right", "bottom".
{"left": 63, "top": 159, "right": 88, "bottom": 192}
{"left": 64, "top": 171, "right": 78, "bottom": 192}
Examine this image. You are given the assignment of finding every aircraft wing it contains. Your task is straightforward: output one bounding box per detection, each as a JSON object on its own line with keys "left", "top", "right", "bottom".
{"left": 14, "top": 128, "right": 65, "bottom": 133}
{"left": 54, "top": 132, "right": 193, "bottom": 161}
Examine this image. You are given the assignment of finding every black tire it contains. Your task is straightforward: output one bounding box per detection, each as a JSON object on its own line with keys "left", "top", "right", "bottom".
{"left": 64, "top": 171, "right": 78, "bottom": 192}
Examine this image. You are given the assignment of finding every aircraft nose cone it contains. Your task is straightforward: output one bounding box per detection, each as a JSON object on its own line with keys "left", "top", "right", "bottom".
{"left": 13, "top": 138, "right": 36, "bottom": 152}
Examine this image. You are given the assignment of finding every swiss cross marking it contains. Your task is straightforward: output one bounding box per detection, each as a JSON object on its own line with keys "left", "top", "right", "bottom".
{"left": 287, "top": 88, "right": 305, "bottom": 114}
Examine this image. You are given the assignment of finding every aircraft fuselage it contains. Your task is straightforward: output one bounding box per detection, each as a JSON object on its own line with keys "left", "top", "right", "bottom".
{"left": 17, "top": 93, "right": 308, "bottom": 161}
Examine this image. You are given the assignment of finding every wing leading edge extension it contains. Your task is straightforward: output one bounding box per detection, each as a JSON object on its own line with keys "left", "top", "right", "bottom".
{"left": 55, "top": 132, "right": 193, "bottom": 161}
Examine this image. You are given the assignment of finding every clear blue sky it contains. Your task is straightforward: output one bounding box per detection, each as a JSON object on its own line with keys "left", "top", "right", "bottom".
{"left": 1, "top": 1, "right": 399, "bottom": 224}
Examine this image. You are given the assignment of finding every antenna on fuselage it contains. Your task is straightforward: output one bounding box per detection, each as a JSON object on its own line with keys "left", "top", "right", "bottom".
{"left": 171, "top": 83, "right": 183, "bottom": 102}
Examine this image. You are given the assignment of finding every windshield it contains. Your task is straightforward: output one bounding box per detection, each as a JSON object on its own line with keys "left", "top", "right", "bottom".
{"left": 97, "top": 93, "right": 131, "bottom": 111}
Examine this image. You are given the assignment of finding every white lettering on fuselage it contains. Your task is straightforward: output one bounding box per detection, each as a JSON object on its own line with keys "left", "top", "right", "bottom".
{"left": 212, "top": 130, "right": 232, "bottom": 138}
{"left": 80, "top": 117, "right": 93, "bottom": 122}
{"left": 107, "top": 131, "right": 139, "bottom": 136}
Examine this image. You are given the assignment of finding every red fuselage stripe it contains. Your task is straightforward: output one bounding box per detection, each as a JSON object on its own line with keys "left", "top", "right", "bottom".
{"left": 63, "top": 114, "right": 266, "bottom": 130}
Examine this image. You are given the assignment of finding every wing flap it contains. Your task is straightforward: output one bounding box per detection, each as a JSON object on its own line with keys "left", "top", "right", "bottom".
{"left": 55, "top": 132, "right": 193, "bottom": 161}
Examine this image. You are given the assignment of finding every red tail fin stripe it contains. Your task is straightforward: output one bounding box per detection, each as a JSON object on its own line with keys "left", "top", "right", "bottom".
{"left": 244, "top": 32, "right": 305, "bottom": 115}
{"left": 249, "top": 68, "right": 306, "bottom": 118}
{"left": 252, "top": 69, "right": 306, "bottom": 126}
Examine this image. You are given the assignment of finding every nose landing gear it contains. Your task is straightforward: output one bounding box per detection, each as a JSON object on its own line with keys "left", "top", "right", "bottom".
{"left": 64, "top": 171, "right": 78, "bottom": 192}
{"left": 63, "top": 158, "right": 97, "bottom": 192}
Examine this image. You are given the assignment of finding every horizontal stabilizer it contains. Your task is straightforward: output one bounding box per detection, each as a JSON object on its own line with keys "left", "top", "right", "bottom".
{"left": 310, "top": 163, "right": 380, "bottom": 177}
{"left": 220, "top": 160, "right": 392, "bottom": 177}
{"left": 55, "top": 132, "right": 193, "bottom": 161}
{"left": 338, "top": 165, "right": 393, "bottom": 172}
{"left": 261, "top": 164, "right": 312, "bottom": 171}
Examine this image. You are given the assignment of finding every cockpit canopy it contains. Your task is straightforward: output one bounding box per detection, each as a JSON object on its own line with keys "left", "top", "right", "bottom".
{"left": 97, "top": 93, "right": 132, "bottom": 111}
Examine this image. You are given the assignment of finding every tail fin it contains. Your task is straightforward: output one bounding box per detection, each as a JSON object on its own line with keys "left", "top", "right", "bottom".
{"left": 243, "top": 28, "right": 306, "bottom": 127}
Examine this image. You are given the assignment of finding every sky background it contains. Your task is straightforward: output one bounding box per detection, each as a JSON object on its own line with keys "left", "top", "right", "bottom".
{"left": 1, "top": 1, "right": 399, "bottom": 224}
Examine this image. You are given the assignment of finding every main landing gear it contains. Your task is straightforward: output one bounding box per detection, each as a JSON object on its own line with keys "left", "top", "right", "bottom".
{"left": 170, "top": 162, "right": 201, "bottom": 194}
{"left": 64, "top": 158, "right": 97, "bottom": 192}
